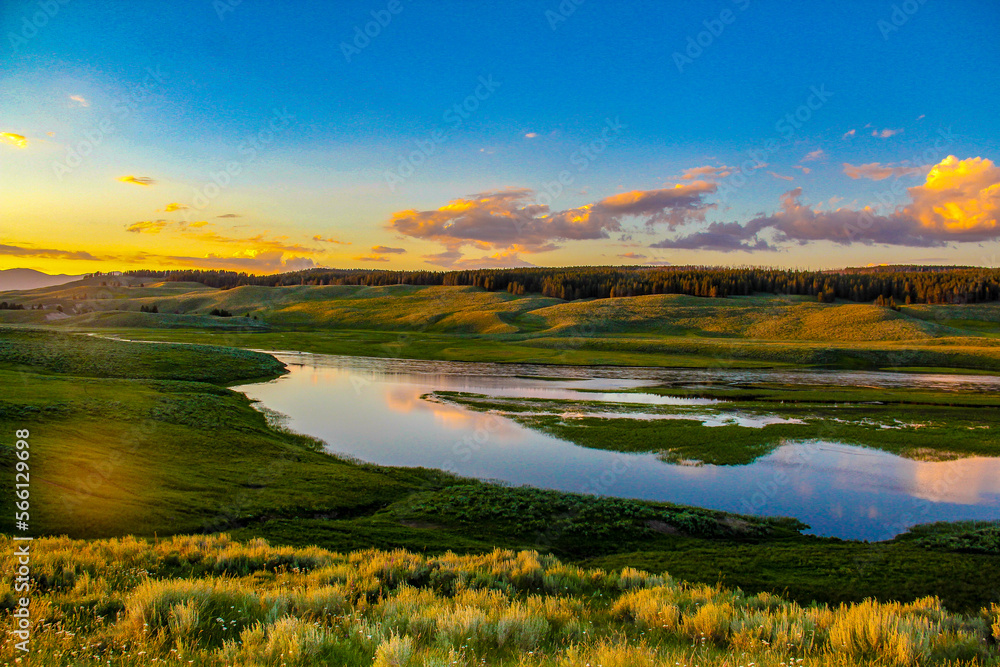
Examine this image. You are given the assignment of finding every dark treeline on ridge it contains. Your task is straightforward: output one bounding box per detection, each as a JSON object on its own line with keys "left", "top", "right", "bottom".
{"left": 114, "top": 265, "right": 1000, "bottom": 305}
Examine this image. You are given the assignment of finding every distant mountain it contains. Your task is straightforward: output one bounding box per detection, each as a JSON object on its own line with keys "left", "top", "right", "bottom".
{"left": 0, "top": 268, "right": 85, "bottom": 292}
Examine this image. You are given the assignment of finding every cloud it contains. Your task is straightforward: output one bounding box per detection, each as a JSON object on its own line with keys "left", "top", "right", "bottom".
{"left": 371, "top": 245, "right": 406, "bottom": 254}
{"left": 354, "top": 254, "right": 390, "bottom": 262}
{"left": 802, "top": 149, "right": 825, "bottom": 162}
{"left": 680, "top": 165, "right": 732, "bottom": 180}
{"left": 313, "top": 235, "right": 350, "bottom": 244}
{"left": 793, "top": 165, "right": 811, "bottom": 174}
{"left": 423, "top": 248, "right": 537, "bottom": 269}
{"left": 767, "top": 171, "right": 795, "bottom": 182}
{"left": 126, "top": 220, "right": 171, "bottom": 234}
{"left": 872, "top": 128, "right": 902, "bottom": 138}
{"left": 842, "top": 129, "right": 856, "bottom": 139}
{"left": 118, "top": 175, "right": 155, "bottom": 186}
{"left": 905, "top": 155, "right": 1000, "bottom": 240}
{"left": 217, "top": 213, "right": 241, "bottom": 218}
{"left": 0, "top": 243, "right": 102, "bottom": 261}
{"left": 651, "top": 221, "right": 776, "bottom": 252}
{"left": 842, "top": 162, "right": 927, "bottom": 181}
{"left": 0, "top": 132, "right": 27, "bottom": 149}
{"left": 162, "top": 202, "right": 188, "bottom": 212}
{"left": 650, "top": 156, "right": 1000, "bottom": 250}
{"left": 390, "top": 184, "right": 719, "bottom": 267}
{"left": 145, "top": 250, "right": 316, "bottom": 272}
{"left": 619, "top": 252, "right": 647, "bottom": 259}
{"left": 180, "top": 230, "right": 322, "bottom": 254}
{"left": 69, "top": 94, "right": 89, "bottom": 107}
{"left": 524, "top": 132, "right": 538, "bottom": 139}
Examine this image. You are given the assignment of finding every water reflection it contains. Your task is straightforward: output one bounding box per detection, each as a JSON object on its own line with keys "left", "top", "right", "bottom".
{"left": 233, "top": 353, "right": 1000, "bottom": 541}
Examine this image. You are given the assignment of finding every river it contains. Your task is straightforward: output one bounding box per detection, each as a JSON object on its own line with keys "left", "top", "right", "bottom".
{"left": 232, "top": 352, "right": 1000, "bottom": 541}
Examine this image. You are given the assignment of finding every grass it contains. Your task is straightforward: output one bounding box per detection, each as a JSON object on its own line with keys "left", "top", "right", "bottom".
{"left": 1, "top": 327, "right": 999, "bottom": 638}
{"left": 6, "top": 281, "right": 1000, "bottom": 370}
{"left": 0, "top": 327, "right": 285, "bottom": 383}
{"left": 2, "top": 533, "right": 998, "bottom": 666}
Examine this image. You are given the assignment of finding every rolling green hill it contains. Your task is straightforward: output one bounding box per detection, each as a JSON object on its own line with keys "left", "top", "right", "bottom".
{"left": 3, "top": 280, "right": 1000, "bottom": 370}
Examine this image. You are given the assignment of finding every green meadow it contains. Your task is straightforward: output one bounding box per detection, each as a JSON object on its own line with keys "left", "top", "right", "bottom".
{"left": 3, "top": 534, "right": 1000, "bottom": 666}
{"left": 2, "top": 280, "right": 1000, "bottom": 664}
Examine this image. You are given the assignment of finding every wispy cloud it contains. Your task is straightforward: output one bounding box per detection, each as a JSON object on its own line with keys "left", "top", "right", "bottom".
{"left": 313, "top": 235, "right": 350, "bottom": 244}
{"left": 872, "top": 128, "right": 902, "bottom": 138}
{"left": 162, "top": 202, "right": 188, "bottom": 212}
{"left": 126, "top": 220, "right": 171, "bottom": 234}
{"left": 842, "top": 129, "right": 856, "bottom": 139}
{"left": 371, "top": 245, "right": 406, "bottom": 254}
{"left": 801, "top": 149, "right": 825, "bottom": 162}
{"left": 217, "top": 213, "right": 241, "bottom": 218}
{"left": 353, "top": 254, "right": 390, "bottom": 262}
{"left": 680, "top": 165, "right": 732, "bottom": 180}
{"left": 423, "top": 247, "right": 536, "bottom": 269}
{"left": 842, "top": 162, "right": 927, "bottom": 180}
{"left": 619, "top": 252, "right": 647, "bottom": 259}
{"left": 69, "top": 94, "right": 89, "bottom": 107}
{"left": 0, "top": 243, "right": 102, "bottom": 261}
{"left": 118, "top": 175, "right": 156, "bottom": 186}
{"left": 767, "top": 171, "right": 794, "bottom": 181}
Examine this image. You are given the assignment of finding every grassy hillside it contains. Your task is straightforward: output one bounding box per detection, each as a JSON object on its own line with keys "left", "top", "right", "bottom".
{"left": 3, "top": 533, "right": 998, "bottom": 666}
{"left": 4, "top": 280, "right": 1000, "bottom": 370}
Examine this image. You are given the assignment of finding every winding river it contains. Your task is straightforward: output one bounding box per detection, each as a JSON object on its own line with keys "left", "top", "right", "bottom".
{"left": 232, "top": 352, "right": 1000, "bottom": 541}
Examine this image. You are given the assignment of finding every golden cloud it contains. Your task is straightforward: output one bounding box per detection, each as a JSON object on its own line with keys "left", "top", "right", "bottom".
{"left": 162, "top": 202, "right": 188, "bottom": 212}
{"left": 313, "top": 235, "right": 350, "bottom": 244}
{"left": 907, "top": 155, "right": 1000, "bottom": 238}
{"left": 126, "top": 220, "right": 170, "bottom": 234}
{"left": 118, "top": 175, "right": 156, "bottom": 186}
{"left": 0, "top": 132, "right": 27, "bottom": 149}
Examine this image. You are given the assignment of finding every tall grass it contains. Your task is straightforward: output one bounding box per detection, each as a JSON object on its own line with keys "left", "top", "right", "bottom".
{"left": 1, "top": 533, "right": 996, "bottom": 665}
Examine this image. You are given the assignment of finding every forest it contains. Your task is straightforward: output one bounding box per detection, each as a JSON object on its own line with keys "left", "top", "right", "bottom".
{"left": 108, "top": 265, "right": 1000, "bottom": 305}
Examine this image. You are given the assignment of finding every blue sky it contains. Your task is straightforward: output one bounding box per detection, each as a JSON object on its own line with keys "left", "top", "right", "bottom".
{"left": 2, "top": 0, "right": 999, "bottom": 272}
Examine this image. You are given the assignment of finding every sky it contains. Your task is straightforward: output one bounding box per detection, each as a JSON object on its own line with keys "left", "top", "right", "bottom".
{"left": 1, "top": 0, "right": 999, "bottom": 275}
